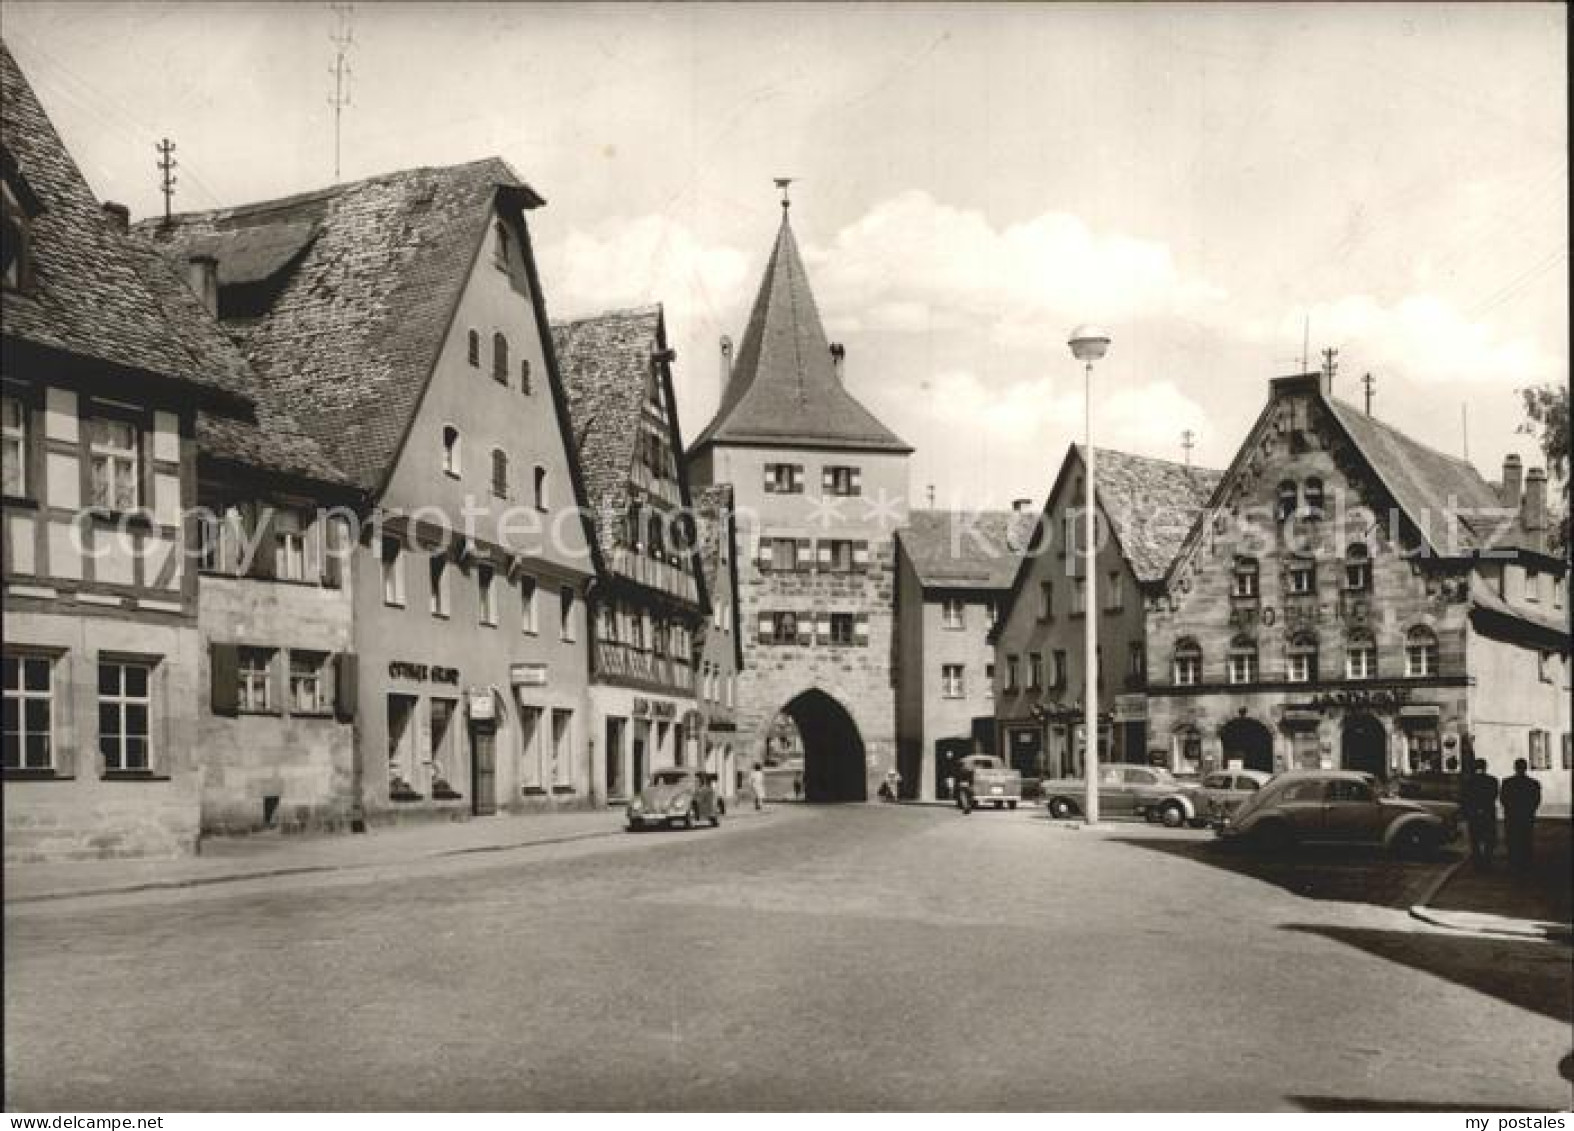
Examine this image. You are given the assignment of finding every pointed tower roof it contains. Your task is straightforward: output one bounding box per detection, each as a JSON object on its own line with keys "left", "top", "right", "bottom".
{"left": 690, "top": 211, "right": 911, "bottom": 455}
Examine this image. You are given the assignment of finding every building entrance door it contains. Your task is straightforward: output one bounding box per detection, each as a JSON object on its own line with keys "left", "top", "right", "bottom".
{"left": 632, "top": 720, "right": 649, "bottom": 790}
{"left": 1342, "top": 713, "right": 1388, "bottom": 779}
{"left": 1220, "top": 717, "right": 1274, "bottom": 773}
{"left": 470, "top": 720, "right": 497, "bottom": 815}
{"left": 606, "top": 717, "right": 626, "bottom": 798}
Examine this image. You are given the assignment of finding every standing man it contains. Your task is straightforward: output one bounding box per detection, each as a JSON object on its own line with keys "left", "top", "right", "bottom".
{"left": 1461, "top": 757, "right": 1500, "bottom": 867}
{"left": 1499, "top": 758, "right": 1543, "bottom": 872}
{"left": 750, "top": 762, "right": 767, "bottom": 811}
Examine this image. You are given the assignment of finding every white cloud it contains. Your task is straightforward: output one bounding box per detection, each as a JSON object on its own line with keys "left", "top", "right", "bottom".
{"left": 803, "top": 190, "right": 1228, "bottom": 344}
{"left": 1272, "top": 293, "right": 1555, "bottom": 386}
{"left": 542, "top": 214, "right": 749, "bottom": 324}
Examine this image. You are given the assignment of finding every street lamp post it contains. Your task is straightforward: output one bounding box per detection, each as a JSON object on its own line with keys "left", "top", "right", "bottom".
{"left": 1069, "top": 326, "right": 1110, "bottom": 825}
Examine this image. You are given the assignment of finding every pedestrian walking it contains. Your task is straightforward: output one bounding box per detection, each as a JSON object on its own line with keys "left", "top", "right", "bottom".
{"left": 1499, "top": 757, "right": 1543, "bottom": 873}
{"left": 792, "top": 773, "right": 803, "bottom": 801}
{"left": 1461, "top": 758, "right": 1500, "bottom": 866}
{"left": 750, "top": 762, "right": 767, "bottom": 811}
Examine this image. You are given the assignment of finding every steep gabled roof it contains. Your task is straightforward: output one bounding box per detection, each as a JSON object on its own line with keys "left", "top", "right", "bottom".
{"left": 134, "top": 157, "right": 545, "bottom": 493}
{"left": 0, "top": 40, "right": 248, "bottom": 406}
{"left": 899, "top": 510, "right": 1034, "bottom": 591}
{"left": 1323, "top": 396, "right": 1539, "bottom": 556}
{"left": 552, "top": 304, "right": 706, "bottom": 608}
{"left": 994, "top": 444, "right": 1222, "bottom": 639}
{"left": 122, "top": 236, "right": 353, "bottom": 490}
{"left": 690, "top": 213, "right": 910, "bottom": 455}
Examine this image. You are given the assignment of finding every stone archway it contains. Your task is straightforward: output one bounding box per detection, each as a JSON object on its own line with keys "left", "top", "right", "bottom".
{"left": 1342, "top": 713, "right": 1388, "bottom": 779}
{"left": 1219, "top": 717, "right": 1274, "bottom": 773}
{"left": 779, "top": 689, "right": 867, "bottom": 802}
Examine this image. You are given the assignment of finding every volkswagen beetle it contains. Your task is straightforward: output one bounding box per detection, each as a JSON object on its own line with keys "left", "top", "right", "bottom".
{"left": 625, "top": 767, "right": 722, "bottom": 831}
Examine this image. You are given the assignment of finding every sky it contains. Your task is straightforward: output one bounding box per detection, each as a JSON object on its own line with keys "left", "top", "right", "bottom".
{"left": 3, "top": 2, "right": 1566, "bottom": 510}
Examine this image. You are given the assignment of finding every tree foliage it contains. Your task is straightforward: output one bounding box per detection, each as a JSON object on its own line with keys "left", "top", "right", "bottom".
{"left": 1518, "top": 383, "right": 1569, "bottom": 556}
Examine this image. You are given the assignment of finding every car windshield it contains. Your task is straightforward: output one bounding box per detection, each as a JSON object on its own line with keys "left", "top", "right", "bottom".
{"left": 650, "top": 771, "right": 692, "bottom": 786}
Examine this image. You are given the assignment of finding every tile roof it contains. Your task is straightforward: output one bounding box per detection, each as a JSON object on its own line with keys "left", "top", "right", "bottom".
{"left": 1083, "top": 446, "right": 1224, "bottom": 583}
{"left": 1470, "top": 577, "right": 1570, "bottom": 650}
{"left": 133, "top": 156, "right": 543, "bottom": 492}
{"left": 551, "top": 305, "right": 665, "bottom": 541}
{"left": 121, "top": 236, "right": 353, "bottom": 489}
{"left": 900, "top": 509, "right": 1035, "bottom": 590}
{"left": 0, "top": 40, "right": 248, "bottom": 404}
{"left": 690, "top": 215, "right": 910, "bottom": 455}
{"left": 1324, "top": 396, "right": 1539, "bottom": 556}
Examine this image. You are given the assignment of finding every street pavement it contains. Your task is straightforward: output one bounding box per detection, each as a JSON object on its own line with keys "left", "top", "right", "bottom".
{"left": 5, "top": 805, "right": 1570, "bottom": 1112}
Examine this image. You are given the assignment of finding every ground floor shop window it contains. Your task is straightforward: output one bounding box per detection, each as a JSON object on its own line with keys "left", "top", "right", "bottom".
{"left": 1289, "top": 727, "right": 1320, "bottom": 769}
{"left": 551, "top": 709, "right": 573, "bottom": 788}
{"left": 606, "top": 717, "right": 627, "bottom": 797}
{"left": 1404, "top": 725, "right": 1442, "bottom": 774}
{"left": 3, "top": 654, "right": 53, "bottom": 771}
{"left": 519, "top": 705, "right": 544, "bottom": 791}
{"left": 387, "top": 694, "right": 419, "bottom": 798}
{"left": 1172, "top": 727, "right": 1202, "bottom": 775}
{"left": 99, "top": 660, "right": 153, "bottom": 772}
{"left": 430, "top": 697, "right": 459, "bottom": 783}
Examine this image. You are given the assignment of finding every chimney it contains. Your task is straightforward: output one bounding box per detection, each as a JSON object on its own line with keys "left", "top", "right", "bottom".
{"left": 1523, "top": 467, "right": 1548, "bottom": 550}
{"left": 185, "top": 253, "right": 219, "bottom": 317}
{"left": 101, "top": 202, "right": 130, "bottom": 234}
{"left": 1012, "top": 498, "right": 1033, "bottom": 514}
{"left": 719, "top": 335, "right": 733, "bottom": 397}
{"left": 1501, "top": 454, "right": 1523, "bottom": 512}
{"left": 829, "top": 342, "right": 846, "bottom": 382}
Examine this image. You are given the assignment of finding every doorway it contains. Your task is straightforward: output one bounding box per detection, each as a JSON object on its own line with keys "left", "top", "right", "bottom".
{"left": 1342, "top": 714, "right": 1388, "bottom": 779}
{"left": 1220, "top": 717, "right": 1274, "bottom": 773}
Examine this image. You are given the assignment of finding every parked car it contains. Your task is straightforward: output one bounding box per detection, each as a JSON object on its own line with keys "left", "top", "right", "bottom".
{"left": 958, "top": 754, "right": 1022, "bottom": 810}
{"left": 1218, "top": 769, "right": 1459, "bottom": 856}
{"left": 1042, "top": 764, "right": 1198, "bottom": 824}
{"left": 1194, "top": 769, "right": 1273, "bottom": 826}
{"left": 625, "top": 768, "right": 722, "bottom": 831}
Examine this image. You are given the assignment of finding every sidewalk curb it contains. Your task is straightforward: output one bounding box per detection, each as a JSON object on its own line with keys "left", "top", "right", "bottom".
{"left": 7, "top": 807, "right": 785, "bottom": 906}
{"left": 1407, "top": 855, "right": 1573, "bottom": 945}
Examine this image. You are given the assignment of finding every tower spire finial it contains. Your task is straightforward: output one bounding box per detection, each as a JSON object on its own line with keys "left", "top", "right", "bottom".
{"left": 773, "top": 177, "right": 794, "bottom": 212}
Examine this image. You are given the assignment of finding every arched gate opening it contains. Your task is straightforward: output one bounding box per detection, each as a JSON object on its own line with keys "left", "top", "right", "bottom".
{"left": 777, "top": 689, "right": 866, "bottom": 802}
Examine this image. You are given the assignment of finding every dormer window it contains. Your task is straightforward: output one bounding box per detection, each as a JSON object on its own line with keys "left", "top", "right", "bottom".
{"left": 2, "top": 179, "right": 36, "bottom": 293}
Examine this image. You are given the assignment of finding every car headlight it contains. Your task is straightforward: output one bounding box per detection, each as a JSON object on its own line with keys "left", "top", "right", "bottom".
{"left": 628, "top": 797, "right": 643, "bottom": 812}
{"left": 669, "top": 793, "right": 692, "bottom": 812}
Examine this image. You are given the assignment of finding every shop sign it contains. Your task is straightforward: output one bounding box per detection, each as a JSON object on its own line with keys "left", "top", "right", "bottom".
{"left": 510, "top": 663, "right": 548, "bottom": 687}
{"left": 1306, "top": 687, "right": 1414, "bottom": 711}
{"left": 468, "top": 688, "right": 497, "bottom": 721}
{"left": 388, "top": 660, "right": 460, "bottom": 684}
{"left": 634, "top": 697, "right": 676, "bottom": 719}
{"left": 1113, "top": 694, "right": 1147, "bottom": 723}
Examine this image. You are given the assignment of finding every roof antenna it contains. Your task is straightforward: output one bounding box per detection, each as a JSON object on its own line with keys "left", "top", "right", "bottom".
{"left": 1181, "top": 429, "right": 1195, "bottom": 469}
{"left": 1321, "top": 347, "right": 1339, "bottom": 386}
{"left": 328, "top": 4, "right": 355, "bottom": 182}
{"left": 155, "top": 138, "right": 177, "bottom": 223}
{"left": 773, "top": 177, "right": 794, "bottom": 212}
{"left": 1361, "top": 371, "right": 1375, "bottom": 416}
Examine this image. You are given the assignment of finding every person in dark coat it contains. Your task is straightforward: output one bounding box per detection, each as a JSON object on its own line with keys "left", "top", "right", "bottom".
{"left": 1461, "top": 758, "right": 1500, "bottom": 866}
{"left": 1499, "top": 758, "right": 1543, "bottom": 872}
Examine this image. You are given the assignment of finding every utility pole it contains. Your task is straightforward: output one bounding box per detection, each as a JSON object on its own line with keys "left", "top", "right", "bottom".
{"left": 1321, "top": 347, "right": 1339, "bottom": 386}
{"left": 328, "top": 4, "right": 354, "bottom": 182}
{"left": 1181, "top": 429, "right": 1195, "bottom": 469}
{"left": 155, "top": 138, "right": 177, "bottom": 222}
{"left": 1361, "top": 371, "right": 1375, "bottom": 416}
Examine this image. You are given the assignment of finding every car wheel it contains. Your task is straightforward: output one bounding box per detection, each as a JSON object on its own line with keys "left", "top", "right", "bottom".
{"left": 680, "top": 808, "right": 695, "bottom": 830}
{"left": 626, "top": 822, "right": 640, "bottom": 834}
{"left": 709, "top": 812, "right": 721, "bottom": 828}
{"left": 1253, "top": 820, "right": 1294, "bottom": 854}
{"left": 1393, "top": 823, "right": 1437, "bottom": 860}
{"left": 1008, "top": 801, "right": 1018, "bottom": 811}
{"left": 993, "top": 801, "right": 1004, "bottom": 810}
{"left": 1048, "top": 797, "right": 1077, "bottom": 820}
{"left": 1160, "top": 803, "right": 1187, "bottom": 829}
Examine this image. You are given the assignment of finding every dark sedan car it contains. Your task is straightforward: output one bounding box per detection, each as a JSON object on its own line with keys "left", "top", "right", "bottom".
{"left": 625, "top": 768, "right": 722, "bottom": 831}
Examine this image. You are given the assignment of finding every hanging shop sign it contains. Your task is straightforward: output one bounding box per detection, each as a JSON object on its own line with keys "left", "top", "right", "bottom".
{"left": 510, "top": 663, "right": 548, "bottom": 687}
{"left": 633, "top": 697, "right": 677, "bottom": 719}
{"left": 468, "top": 688, "right": 497, "bottom": 721}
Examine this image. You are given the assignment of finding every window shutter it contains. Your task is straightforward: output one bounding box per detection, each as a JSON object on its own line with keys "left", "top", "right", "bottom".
{"left": 334, "top": 651, "right": 358, "bottom": 721}
{"left": 821, "top": 466, "right": 834, "bottom": 491}
{"left": 210, "top": 643, "right": 239, "bottom": 716}
{"left": 322, "top": 517, "right": 344, "bottom": 589}
{"left": 758, "top": 613, "right": 774, "bottom": 643}
{"left": 796, "top": 538, "right": 812, "bottom": 571}
{"left": 757, "top": 538, "right": 773, "bottom": 572}
{"left": 849, "top": 467, "right": 862, "bottom": 494}
{"left": 244, "top": 503, "right": 275, "bottom": 580}
{"left": 220, "top": 506, "right": 245, "bottom": 573}
{"left": 815, "top": 611, "right": 831, "bottom": 643}
{"left": 790, "top": 465, "right": 803, "bottom": 493}
{"left": 852, "top": 540, "right": 870, "bottom": 570}
{"left": 816, "top": 541, "right": 833, "bottom": 568}
{"left": 763, "top": 466, "right": 775, "bottom": 493}
{"left": 854, "top": 612, "right": 870, "bottom": 645}
{"left": 796, "top": 617, "right": 813, "bottom": 647}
